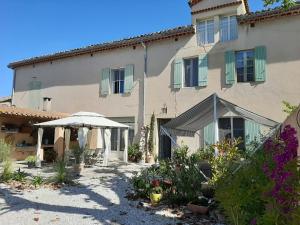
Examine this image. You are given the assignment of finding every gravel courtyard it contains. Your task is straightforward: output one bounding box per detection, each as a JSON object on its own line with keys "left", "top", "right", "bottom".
{"left": 0, "top": 162, "right": 179, "bottom": 225}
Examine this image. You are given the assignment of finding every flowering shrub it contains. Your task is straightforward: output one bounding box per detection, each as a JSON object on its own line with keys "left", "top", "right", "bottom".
{"left": 215, "top": 125, "right": 300, "bottom": 225}
{"left": 260, "top": 125, "right": 300, "bottom": 224}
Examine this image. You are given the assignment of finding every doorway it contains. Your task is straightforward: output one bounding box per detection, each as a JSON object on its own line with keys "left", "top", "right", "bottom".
{"left": 158, "top": 119, "right": 172, "bottom": 160}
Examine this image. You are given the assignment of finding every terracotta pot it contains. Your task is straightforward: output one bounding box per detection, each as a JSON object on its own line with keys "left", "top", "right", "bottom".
{"left": 187, "top": 202, "right": 209, "bottom": 215}
{"left": 73, "top": 163, "right": 85, "bottom": 174}
{"left": 150, "top": 193, "right": 162, "bottom": 206}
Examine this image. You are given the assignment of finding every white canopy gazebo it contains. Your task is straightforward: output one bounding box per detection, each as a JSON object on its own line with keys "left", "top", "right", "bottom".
{"left": 34, "top": 112, "right": 129, "bottom": 167}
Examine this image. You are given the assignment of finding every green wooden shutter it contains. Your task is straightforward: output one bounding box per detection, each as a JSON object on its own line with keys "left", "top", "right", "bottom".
{"left": 255, "top": 46, "right": 266, "bottom": 82}
{"left": 225, "top": 50, "right": 235, "bottom": 85}
{"left": 245, "top": 120, "right": 261, "bottom": 149}
{"left": 28, "top": 80, "right": 42, "bottom": 109}
{"left": 204, "top": 122, "right": 215, "bottom": 147}
{"left": 198, "top": 53, "right": 208, "bottom": 87}
{"left": 101, "top": 68, "right": 110, "bottom": 95}
{"left": 124, "top": 64, "right": 134, "bottom": 93}
{"left": 173, "top": 59, "right": 183, "bottom": 89}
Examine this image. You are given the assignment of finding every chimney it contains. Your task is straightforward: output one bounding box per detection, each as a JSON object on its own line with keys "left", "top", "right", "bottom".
{"left": 43, "top": 97, "right": 52, "bottom": 111}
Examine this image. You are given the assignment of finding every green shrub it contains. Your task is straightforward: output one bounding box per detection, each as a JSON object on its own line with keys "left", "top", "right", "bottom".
{"left": 215, "top": 151, "right": 267, "bottom": 225}
{"left": 128, "top": 144, "right": 142, "bottom": 162}
{"left": 209, "top": 138, "right": 244, "bottom": 185}
{"left": 132, "top": 145, "right": 206, "bottom": 205}
{"left": 0, "top": 139, "right": 11, "bottom": 162}
{"left": 54, "top": 159, "right": 70, "bottom": 184}
{"left": 32, "top": 175, "right": 43, "bottom": 187}
{"left": 71, "top": 144, "right": 85, "bottom": 164}
{"left": 12, "top": 170, "right": 27, "bottom": 182}
{"left": 25, "top": 156, "right": 36, "bottom": 167}
{"left": 1, "top": 160, "right": 12, "bottom": 181}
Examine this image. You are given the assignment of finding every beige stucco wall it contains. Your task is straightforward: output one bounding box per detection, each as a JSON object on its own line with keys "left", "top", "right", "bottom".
{"left": 12, "top": 12, "right": 300, "bottom": 155}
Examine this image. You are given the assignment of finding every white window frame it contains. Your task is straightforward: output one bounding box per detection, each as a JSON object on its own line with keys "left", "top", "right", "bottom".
{"left": 235, "top": 50, "right": 255, "bottom": 83}
{"left": 220, "top": 15, "right": 238, "bottom": 42}
{"left": 182, "top": 56, "right": 199, "bottom": 88}
{"left": 218, "top": 117, "right": 245, "bottom": 141}
{"left": 111, "top": 68, "right": 125, "bottom": 94}
{"left": 197, "top": 19, "right": 215, "bottom": 45}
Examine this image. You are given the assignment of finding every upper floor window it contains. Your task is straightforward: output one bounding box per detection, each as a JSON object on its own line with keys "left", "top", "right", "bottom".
{"left": 112, "top": 69, "right": 125, "bottom": 94}
{"left": 184, "top": 57, "right": 198, "bottom": 87}
{"left": 220, "top": 16, "right": 238, "bottom": 42}
{"left": 197, "top": 19, "right": 214, "bottom": 45}
{"left": 235, "top": 50, "right": 255, "bottom": 82}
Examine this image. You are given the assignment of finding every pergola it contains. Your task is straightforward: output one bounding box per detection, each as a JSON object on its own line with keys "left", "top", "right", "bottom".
{"left": 34, "top": 112, "right": 129, "bottom": 167}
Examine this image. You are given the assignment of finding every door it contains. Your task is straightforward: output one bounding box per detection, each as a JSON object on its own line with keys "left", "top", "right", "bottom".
{"left": 110, "top": 128, "right": 123, "bottom": 160}
{"left": 158, "top": 119, "right": 172, "bottom": 160}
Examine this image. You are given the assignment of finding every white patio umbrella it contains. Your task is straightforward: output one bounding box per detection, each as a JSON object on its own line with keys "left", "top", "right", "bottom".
{"left": 34, "top": 112, "right": 129, "bottom": 167}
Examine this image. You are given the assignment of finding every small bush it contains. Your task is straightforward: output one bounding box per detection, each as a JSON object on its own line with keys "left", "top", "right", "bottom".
{"left": 1, "top": 160, "right": 12, "bottom": 181}
{"left": 132, "top": 145, "right": 207, "bottom": 205}
{"left": 0, "top": 139, "right": 11, "bottom": 161}
{"left": 54, "top": 159, "right": 71, "bottom": 184}
{"left": 32, "top": 175, "right": 43, "bottom": 187}
{"left": 128, "top": 144, "right": 142, "bottom": 162}
{"left": 12, "top": 170, "right": 27, "bottom": 182}
{"left": 25, "top": 156, "right": 36, "bottom": 167}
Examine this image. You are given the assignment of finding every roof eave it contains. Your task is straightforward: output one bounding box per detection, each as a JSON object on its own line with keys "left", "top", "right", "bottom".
{"left": 8, "top": 26, "right": 195, "bottom": 69}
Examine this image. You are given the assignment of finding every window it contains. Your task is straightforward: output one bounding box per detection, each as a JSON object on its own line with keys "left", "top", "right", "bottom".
{"left": 220, "top": 16, "right": 238, "bottom": 42}
{"left": 197, "top": 19, "right": 214, "bottom": 45}
{"left": 219, "top": 117, "right": 245, "bottom": 149}
{"left": 112, "top": 69, "right": 125, "bottom": 94}
{"left": 184, "top": 57, "right": 198, "bottom": 87}
{"left": 235, "top": 50, "right": 255, "bottom": 82}
{"left": 111, "top": 128, "right": 135, "bottom": 152}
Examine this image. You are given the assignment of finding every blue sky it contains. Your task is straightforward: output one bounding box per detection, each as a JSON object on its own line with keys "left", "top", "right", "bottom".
{"left": 0, "top": 0, "right": 270, "bottom": 97}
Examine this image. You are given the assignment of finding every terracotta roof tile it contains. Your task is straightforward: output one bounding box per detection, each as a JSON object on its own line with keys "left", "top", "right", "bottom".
{"left": 0, "top": 105, "right": 68, "bottom": 120}
{"left": 8, "top": 25, "right": 195, "bottom": 69}
{"left": 238, "top": 3, "right": 300, "bottom": 24}
{"left": 188, "top": 0, "right": 250, "bottom": 13}
{"left": 191, "top": 1, "right": 243, "bottom": 15}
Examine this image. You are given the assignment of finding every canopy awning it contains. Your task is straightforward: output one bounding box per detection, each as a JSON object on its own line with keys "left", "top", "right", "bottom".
{"left": 163, "top": 94, "right": 279, "bottom": 136}
{"left": 34, "top": 112, "right": 129, "bottom": 167}
{"left": 34, "top": 112, "right": 128, "bottom": 128}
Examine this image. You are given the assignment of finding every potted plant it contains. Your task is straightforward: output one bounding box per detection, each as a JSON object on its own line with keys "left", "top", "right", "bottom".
{"left": 187, "top": 196, "right": 209, "bottom": 215}
{"left": 72, "top": 145, "right": 85, "bottom": 174}
{"left": 150, "top": 179, "right": 163, "bottom": 206}
{"left": 25, "top": 155, "right": 36, "bottom": 168}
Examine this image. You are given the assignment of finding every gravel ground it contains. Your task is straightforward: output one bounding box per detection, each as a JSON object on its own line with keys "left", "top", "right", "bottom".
{"left": 0, "top": 162, "right": 180, "bottom": 225}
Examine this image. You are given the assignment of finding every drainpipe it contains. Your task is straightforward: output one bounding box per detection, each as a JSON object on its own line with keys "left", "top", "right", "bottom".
{"left": 140, "top": 42, "right": 148, "bottom": 163}
{"left": 141, "top": 41, "right": 147, "bottom": 127}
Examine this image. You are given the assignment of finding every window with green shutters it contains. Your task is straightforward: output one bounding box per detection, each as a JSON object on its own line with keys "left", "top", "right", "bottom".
{"left": 124, "top": 64, "right": 134, "bottom": 93}
{"left": 225, "top": 46, "right": 266, "bottom": 84}
{"left": 173, "top": 59, "right": 183, "bottom": 89}
{"left": 100, "top": 68, "right": 110, "bottom": 95}
{"left": 173, "top": 55, "right": 208, "bottom": 89}
{"left": 225, "top": 50, "right": 236, "bottom": 84}
{"left": 254, "top": 46, "right": 266, "bottom": 82}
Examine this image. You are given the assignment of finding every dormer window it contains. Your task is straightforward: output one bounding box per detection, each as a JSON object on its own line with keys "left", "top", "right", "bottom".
{"left": 197, "top": 19, "right": 214, "bottom": 45}
{"left": 220, "top": 15, "right": 238, "bottom": 42}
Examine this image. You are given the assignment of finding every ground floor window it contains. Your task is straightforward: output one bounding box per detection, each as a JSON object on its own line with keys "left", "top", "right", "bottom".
{"left": 219, "top": 117, "right": 245, "bottom": 148}
{"left": 110, "top": 128, "right": 134, "bottom": 152}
